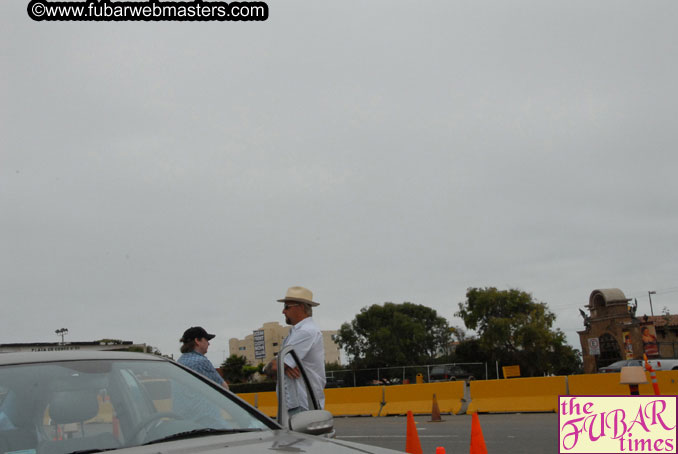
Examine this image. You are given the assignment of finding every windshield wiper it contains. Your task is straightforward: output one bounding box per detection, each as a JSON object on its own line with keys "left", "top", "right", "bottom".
{"left": 143, "top": 428, "right": 264, "bottom": 445}
{"left": 67, "top": 449, "right": 118, "bottom": 454}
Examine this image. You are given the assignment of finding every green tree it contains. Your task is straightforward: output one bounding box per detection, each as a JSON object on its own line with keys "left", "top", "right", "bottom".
{"left": 220, "top": 354, "right": 257, "bottom": 383}
{"left": 453, "top": 338, "right": 487, "bottom": 364}
{"left": 336, "top": 302, "right": 452, "bottom": 368}
{"left": 325, "top": 362, "right": 345, "bottom": 372}
{"left": 455, "top": 287, "right": 582, "bottom": 376}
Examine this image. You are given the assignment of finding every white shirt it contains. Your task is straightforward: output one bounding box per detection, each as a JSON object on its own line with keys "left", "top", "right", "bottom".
{"left": 282, "top": 317, "right": 326, "bottom": 410}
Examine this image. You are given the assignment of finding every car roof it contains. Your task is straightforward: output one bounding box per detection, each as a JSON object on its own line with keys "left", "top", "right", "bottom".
{"left": 0, "top": 350, "right": 167, "bottom": 366}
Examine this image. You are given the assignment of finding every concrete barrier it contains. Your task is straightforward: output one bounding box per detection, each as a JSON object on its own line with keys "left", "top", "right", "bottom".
{"left": 325, "top": 386, "right": 384, "bottom": 416}
{"left": 254, "top": 391, "right": 278, "bottom": 418}
{"left": 233, "top": 371, "right": 677, "bottom": 418}
{"left": 569, "top": 370, "right": 678, "bottom": 396}
{"left": 236, "top": 392, "right": 257, "bottom": 408}
{"left": 655, "top": 370, "right": 678, "bottom": 394}
{"left": 234, "top": 387, "right": 385, "bottom": 417}
{"left": 467, "top": 376, "right": 566, "bottom": 413}
{"left": 569, "top": 373, "right": 645, "bottom": 395}
{"left": 381, "top": 382, "right": 465, "bottom": 416}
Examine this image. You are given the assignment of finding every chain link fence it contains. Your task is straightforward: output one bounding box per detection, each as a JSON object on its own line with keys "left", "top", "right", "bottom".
{"left": 326, "top": 362, "right": 487, "bottom": 388}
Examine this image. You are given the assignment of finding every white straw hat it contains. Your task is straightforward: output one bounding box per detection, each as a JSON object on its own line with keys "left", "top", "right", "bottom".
{"left": 277, "top": 286, "right": 319, "bottom": 307}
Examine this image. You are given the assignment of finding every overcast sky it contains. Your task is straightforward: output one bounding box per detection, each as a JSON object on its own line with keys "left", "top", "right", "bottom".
{"left": 2, "top": 1, "right": 677, "bottom": 366}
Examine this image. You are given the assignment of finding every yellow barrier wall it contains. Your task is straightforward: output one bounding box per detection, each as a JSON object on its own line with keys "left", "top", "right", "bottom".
{"left": 255, "top": 391, "right": 278, "bottom": 418}
{"left": 381, "top": 382, "right": 465, "bottom": 416}
{"left": 569, "top": 373, "right": 649, "bottom": 395}
{"left": 233, "top": 371, "right": 678, "bottom": 418}
{"left": 467, "top": 376, "right": 566, "bottom": 413}
{"left": 655, "top": 370, "right": 678, "bottom": 394}
{"left": 235, "top": 387, "right": 384, "bottom": 417}
{"left": 236, "top": 392, "right": 257, "bottom": 407}
{"left": 325, "top": 386, "right": 384, "bottom": 417}
{"left": 568, "top": 370, "right": 678, "bottom": 396}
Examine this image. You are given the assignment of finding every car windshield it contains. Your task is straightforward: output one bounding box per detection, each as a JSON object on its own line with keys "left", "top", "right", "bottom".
{"left": 0, "top": 358, "right": 273, "bottom": 454}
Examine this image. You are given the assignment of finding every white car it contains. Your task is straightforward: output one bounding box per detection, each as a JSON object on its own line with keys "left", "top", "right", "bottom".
{"left": 0, "top": 349, "right": 404, "bottom": 454}
{"left": 598, "top": 358, "right": 678, "bottom": 373}
{"left": 647, "top": 358, "right": 678, "bottom": 371}
{"left": 598, "top": 359, "right": 644, "bottom": 373}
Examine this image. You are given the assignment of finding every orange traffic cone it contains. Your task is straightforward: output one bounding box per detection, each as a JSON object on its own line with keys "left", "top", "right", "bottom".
{"left": 430, "top": 393, "right": 443, "bottom": 422}
{"left": 470, "top": 412, "right": 488, "bottom": 454}
{"left": 643, "top": 354, "right": 662, "bottom": 396}
{"left": 405, "top": 410, "right": 423, "bottom": 454}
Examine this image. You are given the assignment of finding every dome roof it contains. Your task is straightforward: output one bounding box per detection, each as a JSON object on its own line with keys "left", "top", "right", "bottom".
{"left": 589, "top": 288, "right": 630, "bottom": 307}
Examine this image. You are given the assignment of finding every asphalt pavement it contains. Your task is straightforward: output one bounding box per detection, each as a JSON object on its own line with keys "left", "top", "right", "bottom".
{"left": 333, "top": 412, "right": 559, "bottom": 454}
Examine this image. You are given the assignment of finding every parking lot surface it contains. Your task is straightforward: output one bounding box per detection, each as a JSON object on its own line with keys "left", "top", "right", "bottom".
{"left": 334, "top": 413, "right": 558, "bottom": 454}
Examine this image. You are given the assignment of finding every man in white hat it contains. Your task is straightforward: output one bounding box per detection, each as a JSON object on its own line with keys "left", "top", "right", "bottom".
{"left": 265, "top": 286, "right": 326, "bottom": 415}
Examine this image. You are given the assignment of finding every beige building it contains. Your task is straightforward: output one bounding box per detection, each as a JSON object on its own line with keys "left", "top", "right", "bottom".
{"left": 229, "top": 322, "right": 341, "bottom": 366}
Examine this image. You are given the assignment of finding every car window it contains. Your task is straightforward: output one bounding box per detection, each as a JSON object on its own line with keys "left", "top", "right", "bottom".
{"left": 0, "top": 385, "right": 16, "bottom": 431}
{"left": 0, "top": 359, "right": 273, "bottom": 454}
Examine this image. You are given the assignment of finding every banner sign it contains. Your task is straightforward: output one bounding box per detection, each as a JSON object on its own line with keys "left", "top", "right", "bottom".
{"left": 640, "top": 323, "right": 659, "bottom": 358}
{"left": 502, "top": 365, "right": 521, "bottom": 378}
{"left": 253, "top": 330, "right": 265, "bottom": 359}
{"left": 623, "top": 330, "right": 633, "bottom": 359}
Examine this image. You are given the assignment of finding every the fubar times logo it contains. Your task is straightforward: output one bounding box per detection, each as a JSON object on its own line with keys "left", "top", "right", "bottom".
{"left": 559, "top": 396, "right": 677, "bottom": 453}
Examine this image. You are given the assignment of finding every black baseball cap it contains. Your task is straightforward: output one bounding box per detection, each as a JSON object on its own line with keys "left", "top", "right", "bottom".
{"left": 180, "top": 326, "right": 216, "bottom": 343}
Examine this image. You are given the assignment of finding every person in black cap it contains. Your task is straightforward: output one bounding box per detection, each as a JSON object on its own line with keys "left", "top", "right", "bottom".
{"left": 178, "top": 326, "right": 228, "bottom": 389}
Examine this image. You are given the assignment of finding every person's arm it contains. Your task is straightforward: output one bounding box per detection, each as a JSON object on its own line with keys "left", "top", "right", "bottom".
{"left": 264, "top": 356, "right": 300, "bottom": 379}
{"left": 263, "top": 358, "right": 276, "bottom": 377}
{"left": 194, "top": 357, "right": 227, "bottom": 386}
{"left": 208, "top": 367, "right": 226, "bottom": 386}
{"left": 283, "top": 364, "right": 301, "bottom": 379}
{"left": 282, "top": 330, "right": 317, "bottom": 379}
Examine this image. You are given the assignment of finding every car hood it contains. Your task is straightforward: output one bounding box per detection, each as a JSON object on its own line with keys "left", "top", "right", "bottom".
{"left": 113, "top": 430, "right": 405, "bottom": 454}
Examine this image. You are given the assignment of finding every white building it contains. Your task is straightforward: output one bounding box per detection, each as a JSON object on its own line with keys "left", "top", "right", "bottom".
{"left": 0, "top": 340, "right": 148, "bottom": 353}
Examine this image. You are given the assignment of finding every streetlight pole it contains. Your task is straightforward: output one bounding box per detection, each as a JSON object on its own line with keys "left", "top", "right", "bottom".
{"left": 648, "top": 291, "right": 656, "bottom": 317}
{"left": 55, "top": 328, "right": 69, "bottom": 344}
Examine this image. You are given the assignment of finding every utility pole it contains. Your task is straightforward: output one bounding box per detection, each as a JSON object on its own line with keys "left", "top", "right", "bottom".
{"left": 648, "top": 291, "right": 656, "bottom": 317}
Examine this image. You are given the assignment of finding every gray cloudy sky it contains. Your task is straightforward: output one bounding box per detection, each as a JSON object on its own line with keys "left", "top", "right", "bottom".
{"left": 2, "top": 0, "right": 677, "bottom": 366}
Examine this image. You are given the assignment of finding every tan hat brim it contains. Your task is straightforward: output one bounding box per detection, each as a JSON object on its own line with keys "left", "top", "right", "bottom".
{"left": 277, "top": 297, "right": 319, "bottom": 307}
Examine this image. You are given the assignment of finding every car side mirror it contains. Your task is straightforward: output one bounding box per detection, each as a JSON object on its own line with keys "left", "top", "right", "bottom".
{"left": 289, "top": 409, "right": 334, "bottom": 435}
